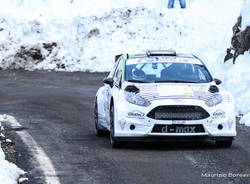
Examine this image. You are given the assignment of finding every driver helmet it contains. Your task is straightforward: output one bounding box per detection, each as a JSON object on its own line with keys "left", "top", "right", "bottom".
{"left": 132, "top": 69, "right": 146, "bottom": 81}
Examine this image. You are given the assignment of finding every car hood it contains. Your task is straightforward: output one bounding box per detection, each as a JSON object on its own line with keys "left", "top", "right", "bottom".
{"left": 125, "top": 82, "right": 215, "bottom": 102}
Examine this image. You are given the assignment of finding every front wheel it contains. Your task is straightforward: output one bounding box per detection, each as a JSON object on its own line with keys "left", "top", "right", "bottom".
{"left": 215, "top": 140, "right": 233, "bottom": 148}
{"left": 110, "top": 105, "right": 122, "bottom": 148}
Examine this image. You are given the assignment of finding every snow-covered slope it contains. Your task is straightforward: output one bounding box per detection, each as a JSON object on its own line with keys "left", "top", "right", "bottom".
{"left": 0, "top": 0, "right": 243, "bottom": 71}
{"left": 0, "top": 0, "right": 250, "bottom": 114}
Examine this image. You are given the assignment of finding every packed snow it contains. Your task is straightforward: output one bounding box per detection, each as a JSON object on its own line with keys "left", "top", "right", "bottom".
{"left": 0, "top": 120, "right": 24, "bottom": 184}
{"left": 0, "top": 0, "right": 249, "bottom": 114}
{"left": 240, "top": 112, "right": 250, "bottom": 126}
{"left": 241, "top": 0, "right": 250, "bottom": 29}
{"left": 0, "top": 147, "right": 24, "bottom": 184}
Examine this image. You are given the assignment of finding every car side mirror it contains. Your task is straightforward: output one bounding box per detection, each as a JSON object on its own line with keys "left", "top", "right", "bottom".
{"left": 214, "top": 78, "right": 222, "bottom": 85}
{"left": 103, "top": 78, "right": 114, "bottom": 87}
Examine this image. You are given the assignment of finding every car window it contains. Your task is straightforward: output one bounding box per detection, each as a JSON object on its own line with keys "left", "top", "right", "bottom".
{"left": 113, "top": 58, "right": 123, "bottom": 86}
{"left": 134, "top": 63, "right": 165, "bottom": 79}
{"left": 107, "top": 56, "right": 122, "bottom": 79}
{"left": 125, "top": 62, "right": 212, "bottom": 83}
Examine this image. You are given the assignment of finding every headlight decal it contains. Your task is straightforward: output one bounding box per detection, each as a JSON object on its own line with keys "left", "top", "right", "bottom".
{"left": 124, "top": 91, "right": 151, "bottom": 107}
{"left": 205, "top": 93, "right": 223, "bottom": 107}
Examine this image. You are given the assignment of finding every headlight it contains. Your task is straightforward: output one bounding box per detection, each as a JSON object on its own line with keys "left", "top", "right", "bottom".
{"left": 205, "top": 93, "right": 223, "bottom": 107}
{"left": 124, "top": 92, "right": 151, "bottom": 107}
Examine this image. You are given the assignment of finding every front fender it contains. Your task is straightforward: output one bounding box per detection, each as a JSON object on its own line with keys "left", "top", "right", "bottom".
{"left": 96, "top": 86, "right": 107, "bottom": 125}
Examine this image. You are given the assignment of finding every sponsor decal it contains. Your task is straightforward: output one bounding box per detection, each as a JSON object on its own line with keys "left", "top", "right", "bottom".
{"left": 212, "top": 110, "right": 226, "bottom": 118}
{"left": 119, "top": 119, "right": 126, "bottom": 130}
{"left": 161, "top": 125, "right": 168, "bottom": 133}
{"left": 176, "top": 126, "right": 196, "bottom": 133}
{"left": 161, "top": 125, "right": 196, "bottom": 133}
{"left": 227, "top": 118, "right": 234, "bottom": 129}
{"left": 224, "top": 95, "right": 232, "bottom": 103}
{"left": 127, "top": 57, "right": 202, "bottom": 65}
{"left": 184, "top": 93, "right": 193, "bottom": 97}
{"left": 172, "top": 98, "right": 183, "bottom": 102}
{"left": 127, "top": 110, "right": 145, "bottom": 118}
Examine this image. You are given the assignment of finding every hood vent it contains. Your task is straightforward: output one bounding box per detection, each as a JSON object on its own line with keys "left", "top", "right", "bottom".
{"left": 125, "top": 85, "right": 140, "bottom": 93}
{"left": 209, "top": 85, "right": 219, "bottom": 93}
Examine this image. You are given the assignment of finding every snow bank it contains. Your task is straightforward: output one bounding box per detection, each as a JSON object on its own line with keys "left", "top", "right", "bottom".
{"left": 223, "top": 52, "right": 250, "bottom": 114}
{"left": 0, "top": 147, "right": 23, "bottom": 184}
{"left": 0, "top": 121, "right": 24, "bottom": 184}
{"left": 240, "top": 112, "right": 250, "bottom": 126}
{"left": 0, "top": 0, "right": 243, "bottom": 71}
{"left": 0, "top": 0, "right": 250, "bottom": 114}
{"left": 241, "top": 0, "right": 250, "bottom": 29}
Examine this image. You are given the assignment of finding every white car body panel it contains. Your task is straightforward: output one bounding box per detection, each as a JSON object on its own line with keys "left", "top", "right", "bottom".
{"left": 95, "top": 53, "right": 236, "bottom": 142}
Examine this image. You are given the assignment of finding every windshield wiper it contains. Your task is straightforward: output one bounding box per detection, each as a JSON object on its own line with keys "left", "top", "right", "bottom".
{"left": 154, "top": 80, "right": 199, "bottom": 83}
{"left": 127, "top": 80, "right": 149, "bottom": 83}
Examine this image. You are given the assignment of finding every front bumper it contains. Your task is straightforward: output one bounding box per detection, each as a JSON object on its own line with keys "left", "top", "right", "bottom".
{"left": 115, "top": 99, "right": 236, "bottom": 139}
{"left": 115, "top": 118, "right": 236, "bottom": 138}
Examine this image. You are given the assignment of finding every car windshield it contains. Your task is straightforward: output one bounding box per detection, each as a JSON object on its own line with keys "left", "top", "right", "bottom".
{"left": 125, "top": 61, "right": 212, "bottom": 83}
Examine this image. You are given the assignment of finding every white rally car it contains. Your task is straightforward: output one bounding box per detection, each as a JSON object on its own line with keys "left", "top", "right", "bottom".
{"left": 94, "top": 50, "right": 236, "bottom": 148}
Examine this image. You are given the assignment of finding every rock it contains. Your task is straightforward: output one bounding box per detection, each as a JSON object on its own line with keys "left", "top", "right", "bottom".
{"left": 87, "top": 28, "right": 100, "bottom": 38}
{"left": 15, "top": 46, "right": 43, "bottom": 61}
{"left": 224, "top": 48, "right": 233, "bottom": 62}
{"left": 18, "top": 174, "right": 29, "bottom": 184}
{"left": 18, "top": 177, "right": 29, "bottom": 183}
{"left": 0, "top": 42, "right": 57, "bottom": 70}
{"left": 42, "top": 42, "right": 57, "bottom": 53}
{"left": 225, "top": 16, "right": 250, "bottom": 64}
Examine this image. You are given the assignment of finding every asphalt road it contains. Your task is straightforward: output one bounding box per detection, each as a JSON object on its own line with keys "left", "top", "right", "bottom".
{"left": 0, "top": 70, "right": 250, "bottom": 184}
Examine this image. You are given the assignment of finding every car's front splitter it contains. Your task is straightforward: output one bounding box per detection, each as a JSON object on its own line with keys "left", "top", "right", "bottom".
{"left": 115, "top": 135, "right": 234, "bottom": 142}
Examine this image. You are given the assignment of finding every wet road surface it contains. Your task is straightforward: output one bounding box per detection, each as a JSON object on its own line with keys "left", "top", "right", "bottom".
{"left": 0, "top": 70, "right": 250, "bottom": 184}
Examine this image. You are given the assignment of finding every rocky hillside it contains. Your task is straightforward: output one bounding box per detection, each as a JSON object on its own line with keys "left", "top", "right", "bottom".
{"left": 224, "top": 16, "right": 250, "bottom": 64}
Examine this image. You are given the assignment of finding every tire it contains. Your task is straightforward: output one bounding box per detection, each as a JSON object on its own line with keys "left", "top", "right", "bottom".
{"left": 215, "top": 140, "right": 233, "bottom": 148}
{"left": 94, "top": 101, "right": 105, "bottom": 137}
{"left": 110, "top": 105, "right": 122, "bottom": 148}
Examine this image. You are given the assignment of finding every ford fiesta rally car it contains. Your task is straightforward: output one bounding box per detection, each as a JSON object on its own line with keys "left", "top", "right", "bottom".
{"left": 94, "top": 50, "right": 236, "bottom": 148}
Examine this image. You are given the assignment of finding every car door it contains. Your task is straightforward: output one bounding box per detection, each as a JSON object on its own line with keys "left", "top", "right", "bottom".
{"left": 103, "top": 56, "right": 123, "bottom": 126}
{"left": 106, "top": 56, "right": 123, "bottom": 127}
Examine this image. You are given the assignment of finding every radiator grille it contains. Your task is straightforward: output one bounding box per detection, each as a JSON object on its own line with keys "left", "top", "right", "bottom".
{"left": 147, "top": 105, "right": 210, "bottom": 120}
